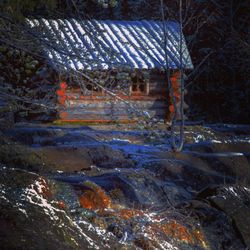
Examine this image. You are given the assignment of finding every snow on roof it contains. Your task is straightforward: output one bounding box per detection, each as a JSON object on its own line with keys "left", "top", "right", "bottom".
{"left": 27, "top": 19, "right": 193, "bottom": 70}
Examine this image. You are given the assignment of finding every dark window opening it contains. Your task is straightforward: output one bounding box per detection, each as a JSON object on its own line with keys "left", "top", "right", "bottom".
{"left": 93, "top": 86, "right": 99, "bottom": 92}
{"left": 139, "top": 84, "right": 145, "bottom": 92}
{"left": 132, "top": 84, "right": 137, "bottom": 92}
{"left": 132, "top": 76, "right": 137, "bottom": 83}
{"left": 131, "top": 82, "right": 148, "bottom": 95}
{"left": 86, "top": 84, "right": 93, "bottom": 91}
{"left": 85, "top": 83, "right": 102, "bottom": 95}
{"left": 130, "top": 70, "right": 148, "bottom": 96}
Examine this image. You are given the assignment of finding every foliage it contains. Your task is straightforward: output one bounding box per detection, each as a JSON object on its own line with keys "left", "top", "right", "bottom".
{"left": 0, "top": 0, "right": 57, "bottom": 19}
{"left": 0, "top": 45, "right": 57, "bottom": 121}
{"left": 187, "top": 0, "right": 250, "bottom": 123}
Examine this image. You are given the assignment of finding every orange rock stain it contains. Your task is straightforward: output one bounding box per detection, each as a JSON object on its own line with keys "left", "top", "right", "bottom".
{"left": 56, "top": 200, "right": 66, "bottom": 210}
{"left": 78, "top": 184, "right": 111, "bottom": 211}
{"left": 148, "top": 220, "right": 208, "bottom": 248}
{"left": 118, "top": 209, "right": 144, "bottom": 220}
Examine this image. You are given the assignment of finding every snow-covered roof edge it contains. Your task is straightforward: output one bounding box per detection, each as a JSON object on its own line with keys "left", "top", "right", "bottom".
{"left": 26, "top": 18, "right": 194, "bottom": 71}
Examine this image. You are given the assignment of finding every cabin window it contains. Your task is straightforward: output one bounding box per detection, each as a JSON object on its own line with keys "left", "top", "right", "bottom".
{"left": 84, "top": 83, "right": 102, "bottom": 95}
{"left": 130, "top": 71, "right": 149, "bottom": 95}
{"left": 132, "top": 84, "right": 137, "bottom": 92}
{"left": 86, "top": 84, "right": 93, "bottom": 91}
{"left": 139, "top": 84, "right": 145, "bottom": 92}
{"left": 131, "top": 82, "right": 148, "bottom": 95}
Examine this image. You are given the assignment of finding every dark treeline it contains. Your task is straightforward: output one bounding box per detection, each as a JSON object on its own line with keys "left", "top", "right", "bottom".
{"left": 1, "top": 0, "right": 249, "bottom": 123}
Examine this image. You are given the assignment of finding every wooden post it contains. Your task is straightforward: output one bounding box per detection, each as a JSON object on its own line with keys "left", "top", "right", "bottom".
{"left": 56, "top": 81, "right": 67, "bottom": 105}
{"left": 166, "top": 71, "right": 188, "bottom": 122}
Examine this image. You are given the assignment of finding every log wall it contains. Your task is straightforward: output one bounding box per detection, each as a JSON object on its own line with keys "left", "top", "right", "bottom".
{"left": 57, "top": 70, "right": 169, "bottom": 123}
{"left": 148, "top": 71, "right": 168, "bottom": 96}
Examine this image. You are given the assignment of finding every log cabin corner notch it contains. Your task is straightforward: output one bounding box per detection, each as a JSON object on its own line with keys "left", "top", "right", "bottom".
{"left": 27, "top": 19, "right": 193, "bottom": 123}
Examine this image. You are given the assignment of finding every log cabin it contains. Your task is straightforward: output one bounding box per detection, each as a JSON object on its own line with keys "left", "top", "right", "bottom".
{"left": 27, "top": 19, "right": 193, "bottom": 123}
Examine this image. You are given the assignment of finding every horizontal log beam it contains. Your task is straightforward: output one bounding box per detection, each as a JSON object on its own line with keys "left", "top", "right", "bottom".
{"left": 62, "top": 100, "right": 167, "bottom": 109}
{"left": 58, "top": 109, "right": 166, "bottom": 116}
{"left": 54, "top": 119, "right": 137, "bottom": 125}
{"left": 64, "top": 94, "right": 166, "bottom": 101}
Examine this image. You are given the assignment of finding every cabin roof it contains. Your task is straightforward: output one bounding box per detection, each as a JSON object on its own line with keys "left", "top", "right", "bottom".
{"left": 27, "top": 19, "right": 193, "bottom": 70}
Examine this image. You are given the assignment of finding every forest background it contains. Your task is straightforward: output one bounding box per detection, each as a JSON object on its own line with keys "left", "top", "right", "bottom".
{"left": 0, "top": 0, "right": 249, "bottom": 124}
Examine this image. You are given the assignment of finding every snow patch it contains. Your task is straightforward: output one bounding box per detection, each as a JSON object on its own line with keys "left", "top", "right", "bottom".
{"left": 112, "top": 138, "right": 131, "bottom": 143}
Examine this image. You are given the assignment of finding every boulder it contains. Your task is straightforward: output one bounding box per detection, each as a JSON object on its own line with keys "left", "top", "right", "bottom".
{"left": 209, "top": 186, "right": 250, "bottom": 247}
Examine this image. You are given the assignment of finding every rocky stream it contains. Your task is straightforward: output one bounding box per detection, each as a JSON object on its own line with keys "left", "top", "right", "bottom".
{"left": 0, "top": 123, "right": 250, "bottom": 249}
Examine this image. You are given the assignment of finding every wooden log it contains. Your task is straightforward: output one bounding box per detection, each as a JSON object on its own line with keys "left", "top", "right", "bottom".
{"left": 59, "top": 112, "right": 137, "bottom": 121}
{"left": 58, "top": 107, "right": 166, "bottom": 117}
{"left": 59, "top": 113, "right": 166, "bottom": 121}
{"left": 64, "top": 93, "right": 166, "bottom": 101}
{"left": 64, "top": 100, "right": 167, "bottom": 109}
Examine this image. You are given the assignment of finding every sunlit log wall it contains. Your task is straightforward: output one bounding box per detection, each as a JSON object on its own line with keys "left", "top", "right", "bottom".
{"left": 56, "top": 69, "right": 171, "bottom": 123}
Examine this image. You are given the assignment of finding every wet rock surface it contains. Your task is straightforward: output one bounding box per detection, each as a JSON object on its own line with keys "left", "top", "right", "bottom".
{"left": 198, "top": 185, "right": 250, "bottom": 247}
{"left": 0, "top": 123, "right": 250, "bottom": 249}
